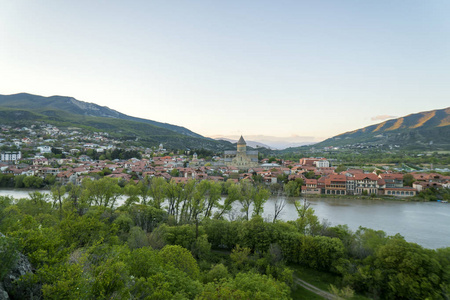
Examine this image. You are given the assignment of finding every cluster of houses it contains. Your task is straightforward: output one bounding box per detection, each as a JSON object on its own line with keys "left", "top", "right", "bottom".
{"left": 1, "top": 148, "right": 449, "bottom": 198}
{"left": 257, "top": 157, "right": 449, "bottom": 197}
{"left": 0, "top": 128, "right": 449, "bottom": 198}
{"left": 0, "top": 123, "right": 122, "bottom": 157}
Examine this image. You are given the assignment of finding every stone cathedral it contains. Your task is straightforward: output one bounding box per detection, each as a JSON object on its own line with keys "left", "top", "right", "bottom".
{"left": 224, "top": 136, "right": 259, "bottom": 170}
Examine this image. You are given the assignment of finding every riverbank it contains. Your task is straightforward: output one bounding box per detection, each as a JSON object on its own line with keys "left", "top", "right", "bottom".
{"left": 299, "top": 193, "right": 428, "bottom": 202}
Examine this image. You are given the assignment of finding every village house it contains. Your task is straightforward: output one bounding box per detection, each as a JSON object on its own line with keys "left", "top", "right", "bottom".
{"left": 1, "top": 151, "right": 22, "bottom": 162}
{"left": 324, "top": 174, "right": 347, "bottom": 195}
{"left": 37, "top": 146, "right": 52, "bottom": 154}
{"left": 379, "top": 173, "right": 404, "bottom": 188}
{"left": 353, "top": 173, "right": 379, "bottom": 195}
{"left": 302, "top": 179, "right": 320, "bottom": 194}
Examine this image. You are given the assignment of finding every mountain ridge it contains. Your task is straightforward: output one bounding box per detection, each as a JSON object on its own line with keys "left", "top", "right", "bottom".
{"left": 0, "top": 93, "right": 233, "bottom": 151}
{"left": 0, "top": 93, "right": 203, "bottom": 138}
{"left": 315, "top": 107, "right": 450, "bottom": 150}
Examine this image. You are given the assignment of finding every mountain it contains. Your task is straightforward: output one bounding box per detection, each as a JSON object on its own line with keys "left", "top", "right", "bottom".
{"left": 314, "top": 107, "right": 450, "bottom": 150}
{"left": 0, "top": 93, "right": 233, "bottom": 151}
{"left": 211, "top": 134, "right": 317, "bottom": 150}
{"left": 0, "top": 93, "right": 202, "bottom": 138}
{"left": 215, "top": 137, "right": 273, "bottom": 149}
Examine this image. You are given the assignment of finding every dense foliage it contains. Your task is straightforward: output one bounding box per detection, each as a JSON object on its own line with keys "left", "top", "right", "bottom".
{"left": 0, "top": 178, "right": 449, "bottom": 299}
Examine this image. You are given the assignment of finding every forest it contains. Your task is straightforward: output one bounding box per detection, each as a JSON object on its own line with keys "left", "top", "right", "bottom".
{"left": 1, "top": 177, "right": 449, "bottom": 299}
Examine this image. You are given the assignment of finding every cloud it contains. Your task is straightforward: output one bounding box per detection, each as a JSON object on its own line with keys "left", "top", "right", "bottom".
{"left": 371, "top": 115, "right": 397, "bottom": 121}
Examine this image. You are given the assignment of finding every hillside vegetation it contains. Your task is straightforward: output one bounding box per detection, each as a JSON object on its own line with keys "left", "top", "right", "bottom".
{"left": 314, "top": 107, "right": 450, "bottom": 150}
{"left": 0, "top": 106, "right": 232, "bottom": 151}
{"left": 0, "top": 93, "right": 203, "bottom": 138}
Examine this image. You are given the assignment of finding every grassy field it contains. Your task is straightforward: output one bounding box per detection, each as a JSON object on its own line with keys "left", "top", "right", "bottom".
{"left": 291, "top": 284, "right": 326, "bottom": 299}
{"left": 290, "top": 264, "right": 372, "bottom": 300}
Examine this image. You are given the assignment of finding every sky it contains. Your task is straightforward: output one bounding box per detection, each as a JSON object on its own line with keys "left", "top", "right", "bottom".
{"left": 1, "top": 1, "right": 450, "bottom": 142}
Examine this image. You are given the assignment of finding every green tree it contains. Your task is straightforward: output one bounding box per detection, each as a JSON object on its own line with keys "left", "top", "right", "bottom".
{"left": 230, "top": 245, "right": 252, "bottom": 271}
{"left": 205, "top": 263, "right": 230, "bottom": 283}
{"left": 14, "top": 174, "right": 26, "bottom": 188}
{"left": 403, "top": 173, "right": 415, "bottom": 187}
{"left": 123, "top": 182, "right": 140, "bottom": 206}
{"left": 82, "top": 177, "right": 122, "bottom": 208}
{"left": 198, "top": 272, "right": 291, "bottom": 300}
{"left": 0, "top": 235, "right": 18, "bottom": 281}
{"left": 239, "top": 180, "right": 255, "bottom": 220}
{"left": 149, "top": 177, "right": 167, "bottom": 209}
{"left": 170, "top": 168, "right": 180, "bottom": 177}
{"left": 335, "top": 164, "right": 347, "bottom": 173}
{"left": 51, "top": 184, "right": 66, "bottom": 220}
{"left": 158, "top": 245, "right": 200, "bottom": 279}
{"left": 294, "top": 199, "right": 320, "bottom": 235}
{"left": 203, "top": 181, "right": 222, "bottom": 220}
{"left": 253, "top": 187, "right": 270, "bottom": 218}
{"left": 23, "top": 176, "right": 44, "bottom": 188}
{"left": 127, "top": 226, "right": 149, "bottom": 249}
{"left": 215, "top": 181, "right": 241, "bottom": 219}
{"left": 165, "top": 180, "right": 183, "bottom": 218}
{"left": 284, "top": 180, "right": 300, "bottom": 197}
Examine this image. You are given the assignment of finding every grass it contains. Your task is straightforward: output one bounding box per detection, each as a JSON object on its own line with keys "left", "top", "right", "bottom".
{"left": 291, "top": 285, "right": 325, "bottom": 299}
{"left": 290, "top": 264, "right": 372, "bottom": 300}
{"left": 290, "top": 264, "right": 340, "bottom": 291}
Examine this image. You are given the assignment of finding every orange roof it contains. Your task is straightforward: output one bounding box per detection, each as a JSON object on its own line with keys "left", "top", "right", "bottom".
{"left": 354, "top": 173, "right": 379, "bottom": 181}
{"left": 380, "top": 173, "right": 403, "bottom": 180}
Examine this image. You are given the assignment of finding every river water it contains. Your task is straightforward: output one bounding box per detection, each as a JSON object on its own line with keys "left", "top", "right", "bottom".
{"left": 258, "top": 197, "right": 450, "bottom": 249}
{"left": 1, "top": 189, "right": 449, "bottom": 249}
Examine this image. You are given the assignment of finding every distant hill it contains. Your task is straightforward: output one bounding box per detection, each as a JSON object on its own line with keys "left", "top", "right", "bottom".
{"left": 215, "top": 138, "right": 273, "bottom": 150}
{"left": 0, "top": 93, "right": 233, "bottom": 151}
{"left": 211, "top": 135, "right": 317, "bottom": 150}
{"left": 314, "top": 107, "right": 450, "bottom": 150}
{"left": 0, "top": 93, "right": 203, "bottom": 138}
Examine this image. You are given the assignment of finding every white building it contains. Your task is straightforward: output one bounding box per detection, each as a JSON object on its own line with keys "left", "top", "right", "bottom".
{"left": 1, "top": 151, "right": 22, "bottom": 162}
{"left": 37, "top": 146, "right": 52, "bottom": 153}
{"left": 314, "top": 159, "right": 330, "bottom": 168}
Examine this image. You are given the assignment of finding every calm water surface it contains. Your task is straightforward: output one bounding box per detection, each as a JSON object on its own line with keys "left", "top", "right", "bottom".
{"left": 258, "top": 197, "right": 450, "bottom": 249}
{"left": 1, "top": 189, "right": 449, "bottom": 249}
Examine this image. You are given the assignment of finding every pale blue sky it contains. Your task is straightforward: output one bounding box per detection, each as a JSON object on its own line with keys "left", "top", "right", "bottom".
{"left": 1, "top": 1, "right": 449, "bottom": 141}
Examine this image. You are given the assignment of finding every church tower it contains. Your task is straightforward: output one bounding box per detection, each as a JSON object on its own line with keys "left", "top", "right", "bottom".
{"left": 237, "top": 135, "right": 246, "bottom": 153}
{"left": 223, "top": 135, "right": 258, "bottom": 170}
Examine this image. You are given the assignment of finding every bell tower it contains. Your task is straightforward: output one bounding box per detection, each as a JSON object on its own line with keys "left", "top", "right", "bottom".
{"left": 237, "top": 135, "right": 246, "bottom": 153}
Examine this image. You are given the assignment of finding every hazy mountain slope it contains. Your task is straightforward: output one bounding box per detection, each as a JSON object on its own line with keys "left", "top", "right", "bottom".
{"left": 0, "top": 106, "right": 232, "bottom": 151}
{"left": 280, "top": 107, "right": 450, "bottom": 153}
{"left": 0, "top": 93, "right": 203, "bottom": 138}
{"left": 216, "top": 138, "right": 273, "bottom": 149}
{"left": 315, "top": 107, "right": 450, "bottom": 149}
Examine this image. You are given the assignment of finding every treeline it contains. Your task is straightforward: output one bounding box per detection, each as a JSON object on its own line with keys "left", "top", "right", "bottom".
{"left": 281, "top": 150, "right": 450, "bottom": 166}
{"left": 0, "top": 174, "right": 56, "bottom": 189}
{"left": 81, "top": 148, "right": 142, "bottom": 161}
{"left": 0, "top": 178, "right": 449, "bottom": 299}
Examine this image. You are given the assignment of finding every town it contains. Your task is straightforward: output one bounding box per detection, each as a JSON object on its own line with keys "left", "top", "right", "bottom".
{"left": 1, "top": 123, "right": 448, "bottom": 199}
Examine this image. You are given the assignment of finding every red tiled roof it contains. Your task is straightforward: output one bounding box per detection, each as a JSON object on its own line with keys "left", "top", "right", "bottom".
{"left": 354, "top": 173, "right": 379, "bottom": 181}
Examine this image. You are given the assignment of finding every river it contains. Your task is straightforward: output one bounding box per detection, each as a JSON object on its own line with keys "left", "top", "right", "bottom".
{"left": 1, "top": 189, "right": 449, "bottom": 249}
{"left": 258, "top": 196, "right": 450, "bottom": 249}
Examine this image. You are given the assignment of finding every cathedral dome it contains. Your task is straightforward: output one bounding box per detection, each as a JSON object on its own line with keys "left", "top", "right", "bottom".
{"left": 237, "top": 135, "right": 246, "bottom": 145}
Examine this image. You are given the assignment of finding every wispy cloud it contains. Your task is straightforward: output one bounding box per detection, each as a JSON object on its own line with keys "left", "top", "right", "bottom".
{"left": 371, "top": 115, "right": 397, "bottom": 121}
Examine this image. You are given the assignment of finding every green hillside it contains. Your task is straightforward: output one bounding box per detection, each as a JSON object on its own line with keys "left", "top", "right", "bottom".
{"left": 0, "top": 93, "right": 203, "bottom": 138}
{"left": 317, "top": 107, "right": 450, "bottom": 150}
{"left": 281, "top": 107, "right": 450, "bottom": 153}
{"left": 0, "top": 107, "right": 232, "bottom": 151}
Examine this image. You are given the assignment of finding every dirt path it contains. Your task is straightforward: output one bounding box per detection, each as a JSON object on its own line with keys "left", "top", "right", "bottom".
{"left": 293, "top": 275, "right": 343, "bottom": 300}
